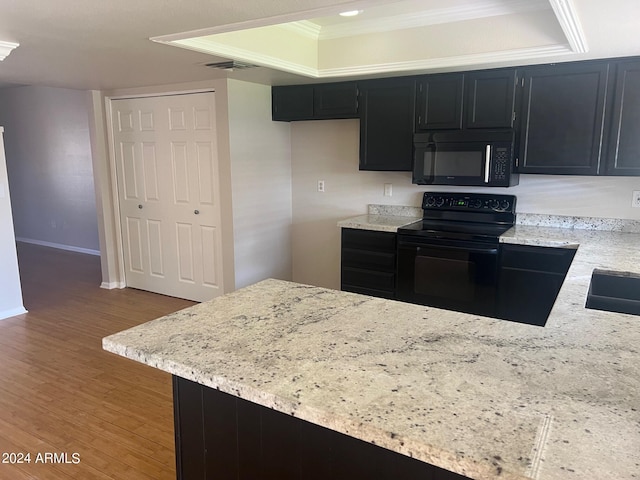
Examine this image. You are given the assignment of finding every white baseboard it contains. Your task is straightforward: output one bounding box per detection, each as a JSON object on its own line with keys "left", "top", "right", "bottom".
{"left": 16, "top": 237, "right": 100, "bottom": 256}
{"left": 100, "top": 281, "right": 126, "bottom": 290}
{"left": 0, "top": 306, "right": 28, "bottom": 321}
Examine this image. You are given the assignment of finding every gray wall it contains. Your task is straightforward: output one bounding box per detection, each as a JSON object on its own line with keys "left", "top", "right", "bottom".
{"left": 0, "top": 86, "right": 99, "bottom": 253}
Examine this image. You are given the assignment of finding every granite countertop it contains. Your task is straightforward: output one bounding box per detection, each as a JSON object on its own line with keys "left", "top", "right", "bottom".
{"left": 103, "top": 217, "right": 640, "bottom": 479}
{"left": 336, "top": 213, "right": 421, "bottom": 232}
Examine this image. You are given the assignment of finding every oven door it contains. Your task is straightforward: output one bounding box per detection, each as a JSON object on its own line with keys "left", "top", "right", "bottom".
{"left": 396, "top": 236, "right": 499, "bottom": 316}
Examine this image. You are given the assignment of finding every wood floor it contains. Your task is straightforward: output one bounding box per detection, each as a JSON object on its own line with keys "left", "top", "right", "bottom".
{"left": 0, "top": 243, "right": 195, "bottom": 480}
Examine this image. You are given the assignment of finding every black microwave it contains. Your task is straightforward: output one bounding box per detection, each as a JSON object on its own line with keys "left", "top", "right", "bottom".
{"left": 413, "top": 130, "right": 519, "bottom": 187}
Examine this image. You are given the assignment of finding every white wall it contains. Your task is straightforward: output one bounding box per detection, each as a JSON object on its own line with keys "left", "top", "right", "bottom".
{"left": 0, "top": 128, "right": 27, "bottom": 320}
{"left": 0, "top": 86, "right": 99, "bottom": 253}
{"left": 228, "top": 79, "right": 293, "bottom": 289}
{"left": 291, "top": 119, "right": 640, "bottom": 290}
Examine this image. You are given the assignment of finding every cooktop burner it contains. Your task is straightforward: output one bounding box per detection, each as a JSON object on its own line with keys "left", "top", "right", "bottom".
{"left": 397, "top": 192, "right": 517, "bottom": 242}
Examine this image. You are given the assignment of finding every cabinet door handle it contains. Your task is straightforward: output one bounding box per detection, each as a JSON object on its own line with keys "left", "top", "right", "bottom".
{"left": 484, "top": 145, "right": 491, "bottom": 183}
{"left": 138, "top": 204, "right": 143, "bottom": 209}
{"left": 194, "top": 210, "right": 200, "bottom": 215}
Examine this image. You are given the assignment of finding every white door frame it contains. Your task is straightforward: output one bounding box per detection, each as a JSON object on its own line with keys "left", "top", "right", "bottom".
{"left": 94, "top": 83, "right": 236, "bottom": 294}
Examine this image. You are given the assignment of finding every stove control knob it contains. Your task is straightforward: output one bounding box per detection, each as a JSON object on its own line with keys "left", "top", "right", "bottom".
{"left": 425, "top": 195, "right": 436, "bottom": 207}
{"left": 469, "top": 198, "right": 482, "bottom": 209}
{"left": 435, "top": 196, "right": 445, "bottom": 207}
{"left": 488, "top": 199, "right": 500, "bottom": 210}
{"left": 500, "top": 200, "right": 510, "bottom": 211}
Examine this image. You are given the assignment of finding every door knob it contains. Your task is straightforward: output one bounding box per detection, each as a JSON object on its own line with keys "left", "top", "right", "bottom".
{"left": 194, "top": 210, "right": 200, "bottom": 215}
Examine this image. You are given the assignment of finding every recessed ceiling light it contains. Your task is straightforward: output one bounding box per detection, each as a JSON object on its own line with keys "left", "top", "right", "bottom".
{"left": 339, "top": 10, "right": 362, "bottom": 17}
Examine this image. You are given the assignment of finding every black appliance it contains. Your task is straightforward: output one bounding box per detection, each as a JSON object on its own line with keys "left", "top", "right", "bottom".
{"left": 413, "top": 130, "right": 519, "bottom": 187}
{"left": 396, "top": 191, "right": 516, "bottom": 317}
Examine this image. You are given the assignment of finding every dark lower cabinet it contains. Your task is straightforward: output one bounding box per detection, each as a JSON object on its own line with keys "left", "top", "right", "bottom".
{"left": 497, "top": 244, "right": 576, "bottom": 326}
{"left": 173, "top": 376, "right": 471, "bottom": 480}
{"left": 341, "top": 228, "right": 397, "bottom": 299}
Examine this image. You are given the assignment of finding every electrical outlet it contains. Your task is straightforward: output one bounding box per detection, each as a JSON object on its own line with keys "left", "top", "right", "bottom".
{"left": 317, "top": 180, "right": 325, "bottom": 193}
{"left": 384, "top": 183, "right": 392, "bottom": 197}
{"left": 633, "top": 190, "right": 640, "bottom": 208}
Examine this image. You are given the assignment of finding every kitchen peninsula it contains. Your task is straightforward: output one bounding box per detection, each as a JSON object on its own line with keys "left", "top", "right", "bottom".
{"left": 104, "top": 216, "right": 640, "bottom": 480}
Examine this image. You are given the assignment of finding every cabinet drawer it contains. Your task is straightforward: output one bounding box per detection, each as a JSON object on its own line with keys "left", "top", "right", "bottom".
{"left": 341, "top": 229, "right": 396, "bottom": 252}
{"left": 341, "top": 267, "right": 395, "bottom": 291}
{"left": 342, "top": 248, "right": 396, "bottom": 271}
{"left": 500, "top": 244, "right": 576, "bottom": 274}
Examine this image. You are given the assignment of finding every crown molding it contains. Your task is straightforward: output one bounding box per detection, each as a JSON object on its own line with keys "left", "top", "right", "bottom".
{"left": 281, "top": 21, "right": 321, "bottom": 40}
{"left": 0, "top": 41, "right": 19, "bottom": 61}
{"left": 166, "top": 35, "right": 572, "bottom": 80}
{"left": 317, "top": 45, "right": 573, "bottom": 78}
{"left": 317, "top": 0, "right": 549, "bottom": 40}
{"left": 548, "top": 0, "right": 588, "bottom": 53}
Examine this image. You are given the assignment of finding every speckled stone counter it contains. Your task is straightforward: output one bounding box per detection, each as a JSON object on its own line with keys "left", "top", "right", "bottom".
{"left": 104, "top": 222, "right": 640, "bottom": 480}
{"left": 337, "top": 214, "right": 421, "bottom": 232}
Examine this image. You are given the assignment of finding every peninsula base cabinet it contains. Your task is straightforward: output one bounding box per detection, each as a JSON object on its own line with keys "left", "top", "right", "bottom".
{"left": 173, "top": 376, "right": 471, "bottom": 480}
{"left": 497, "top": 244, "right": 576, "bottom": 326}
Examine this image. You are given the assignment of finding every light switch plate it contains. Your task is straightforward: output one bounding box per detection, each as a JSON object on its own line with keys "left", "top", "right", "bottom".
{"left": 384, "top": 183, "right": 392, "bottom": 197}
{"left": 632, "top": 190, "right": 640, "bottom": 208}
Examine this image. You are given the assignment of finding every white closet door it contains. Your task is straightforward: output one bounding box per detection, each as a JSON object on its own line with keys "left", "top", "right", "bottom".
{"left": 112, "top": 92, "right": 224, "bottom": 302}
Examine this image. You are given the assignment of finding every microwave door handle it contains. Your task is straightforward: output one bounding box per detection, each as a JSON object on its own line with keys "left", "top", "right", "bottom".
{"left": 484, "top": 145, "right": 491, "bottom": 183}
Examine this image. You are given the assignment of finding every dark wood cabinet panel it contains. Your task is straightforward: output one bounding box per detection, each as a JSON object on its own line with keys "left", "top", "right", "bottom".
{"left": 173, "top": 376, "right": 472, "bottom": 480}
{"left": 518, "top": 62, "right": 610, "bottom": 174}
{"left": 605, "top": 59, "right": 640, "bottom": 175}
{"left": 359, "top": 77, "right": 415, "bottom": 171}
{"left": 341, "top": 228, "right": 397, "bottom": 298}
{"left": 272, "top": 85, "right": 314, "bottom": 121}
{"left": 416, "top": 73, "right": 464, "bottom": 130}
{"left": 313, "top": 82, "right": 359, "bottom": 118}
{"left": 465, "top": 69, "right": 517, "bottom": 129}
{"left": 173, "top": 376, "right": 205, "bottom": 479}
{"left": 272, "top": 82, "right": 358, "bottom": 121}
{"left": 497, "top": 244, "right": 576, "bottom": 326}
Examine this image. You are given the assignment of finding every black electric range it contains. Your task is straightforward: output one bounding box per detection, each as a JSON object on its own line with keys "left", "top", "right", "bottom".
{"left": 396, "top": 192, "right": 517, "bottom": 316}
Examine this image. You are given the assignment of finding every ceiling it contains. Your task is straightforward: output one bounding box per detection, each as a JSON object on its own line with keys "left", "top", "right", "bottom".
{"left": 0, "top": 0, "right": 639, "bottom": 91}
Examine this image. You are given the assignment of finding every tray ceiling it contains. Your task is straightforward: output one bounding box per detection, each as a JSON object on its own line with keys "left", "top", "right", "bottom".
{"left": 152, "top": 0, "right": 587, "bottom": 79}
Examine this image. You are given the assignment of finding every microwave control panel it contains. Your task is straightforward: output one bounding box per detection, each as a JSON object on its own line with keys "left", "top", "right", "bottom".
{"left": 492, "top": 147, "right": 510, "bottom": 181}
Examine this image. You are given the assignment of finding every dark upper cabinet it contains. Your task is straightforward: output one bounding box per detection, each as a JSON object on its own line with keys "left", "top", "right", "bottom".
{"left": 272, "top": 85, "right": 314, "bottom": 121}
{"left": 272, "top": 82, "right": 358, "bottom": 121}
{"left": 605, "top": 59, "right": 640, "bottom": 175}
{"left": 518, "top": 62, "right": 610, "bottom": 175}
{"left": 313, "top": 82, "right": 359, "bottom": 119}
{"left": 359, "top": 77, "right": 415, "bottom": 171}
{"left": 465, "top": 69, "right": 517, "bottom": 129}
{"left": 415, "top": 69, "right": 518, "bottom": 131}
{"left": 415, "top": 73, "right": 464, "bottom": 130}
